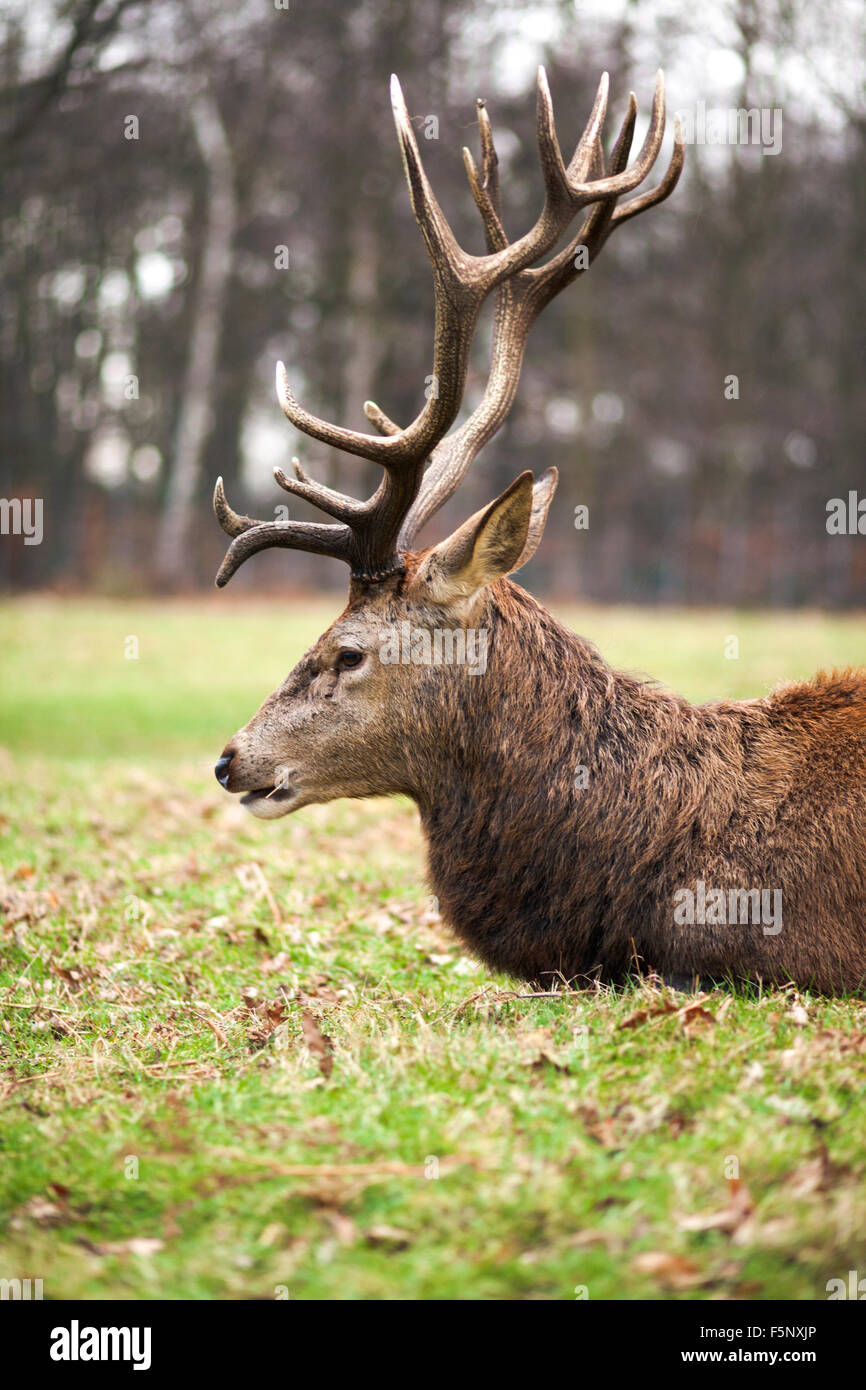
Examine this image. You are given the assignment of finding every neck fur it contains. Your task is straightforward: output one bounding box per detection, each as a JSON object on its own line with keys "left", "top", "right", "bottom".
{"left": 411, "top": 580, "right": 771, "bottom": 985}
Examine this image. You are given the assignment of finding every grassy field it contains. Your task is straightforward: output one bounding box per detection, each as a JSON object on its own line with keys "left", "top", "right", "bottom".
{"left": 1, "top": 594, "right": 865, "bottom": 1300}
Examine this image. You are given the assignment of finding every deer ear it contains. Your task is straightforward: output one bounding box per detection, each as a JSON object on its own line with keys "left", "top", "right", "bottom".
{"left": 414, "top": 471, "right": 543, "bottom": 604}
{"left": 513, "top": 466, "right": 558, "bottom": 571}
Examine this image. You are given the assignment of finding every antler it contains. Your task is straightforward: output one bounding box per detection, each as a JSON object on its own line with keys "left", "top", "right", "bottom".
{"left": 214, "top": 69, "right": 684, "bottom": 586}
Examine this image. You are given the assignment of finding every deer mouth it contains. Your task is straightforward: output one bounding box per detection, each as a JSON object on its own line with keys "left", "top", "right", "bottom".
{"left": 239, "top": 783, "right": 298, "bottom": 818}
{"left": 240, "top": 785, "right": 295, "bottom": 805}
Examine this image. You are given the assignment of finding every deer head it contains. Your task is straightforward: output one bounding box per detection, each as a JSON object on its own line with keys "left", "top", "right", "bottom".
{"left": 213, "top": 69, "right": 683, "bottom": 819}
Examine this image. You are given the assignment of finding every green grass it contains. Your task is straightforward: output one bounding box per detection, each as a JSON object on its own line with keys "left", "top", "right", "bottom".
{"left": 1, "top": 595, "right": 865, "bottom": 1299}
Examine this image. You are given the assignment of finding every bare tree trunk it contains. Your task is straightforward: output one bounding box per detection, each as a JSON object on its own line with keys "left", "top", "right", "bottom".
{"left": 155, "top": 86, "right": 236, "bottom": 587}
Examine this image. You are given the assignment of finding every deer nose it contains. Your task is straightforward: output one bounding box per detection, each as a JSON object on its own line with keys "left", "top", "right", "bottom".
{"left": 214, "top": 752, "right": 234, "bottom": 788}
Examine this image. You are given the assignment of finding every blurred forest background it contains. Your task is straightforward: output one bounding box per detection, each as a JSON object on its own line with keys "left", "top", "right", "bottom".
{"left": 0, "top": 0, "right": 864, "bottom": 604}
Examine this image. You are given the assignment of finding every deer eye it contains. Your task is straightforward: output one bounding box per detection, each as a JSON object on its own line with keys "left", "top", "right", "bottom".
{"left": 336, "top": 648, "right": 364, "bottom": 671}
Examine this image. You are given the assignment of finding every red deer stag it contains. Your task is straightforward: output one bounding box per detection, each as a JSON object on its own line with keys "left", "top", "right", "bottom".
{"left": 213, "top": 71, "right": 866, "bottom": 995}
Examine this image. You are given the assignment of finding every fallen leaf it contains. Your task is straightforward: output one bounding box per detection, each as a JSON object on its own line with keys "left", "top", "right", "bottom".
{"left": 262, "top": 951, "right": 293, "bottom": 974}
{"left": 619, "top": 1001, "right": 678, "bottom": 1030}
{"left": 678, "top": 1179, "right": 754, "bottom": 1237}
{"left": 247, "top": 997, "right": 288, "bottom": 1047}
{"left": 786, "top": 1142, "right": 842, "bottom": 1197}
{"left": 79, "top": 1236, "right": 165, "bottom": 1257}
{"left": 12, "top": 1195, "right": 63, "bottom": 1227}
{"left": 619, "top": 1009, "right": 650, "bottom": 1030}
{"left": 633, "top": 1251, "right": 703, "bottom": 1289}
{"left": 578, "top": 1103, "right": 620, "bottom": 1149}
{"left": 568, "top": 1229, "right": 615, "bottom": 1249}
{"left": 678, "top": 1001, "right": 717, "bottom": 1031}
{"left": 521, "top": 1026, "right": 569, "bottom": 1073}
{"left": 300, "top": 1010, "right": 334, "bottom": 1077}
{"left": 365, "top": 1224, "right": 411, "bottom": 1249}
{"left": 124, "top": 1237, "right": 164, "bottom": 1257}
{"left": 326, "top": 1211, "right": 358, "bottom": 1245}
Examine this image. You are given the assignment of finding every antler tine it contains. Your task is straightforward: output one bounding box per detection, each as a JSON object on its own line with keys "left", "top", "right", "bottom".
{"left": 214, "top": 476, "right": 261, "bottom": 538}
{"left": 477, "top": 99, "right": 501, "bottom": 217}
{"left": 534, "top": 65, "right": 576, "bottom": 219}
{"left": 272, "top": 459, "right": 368, "bottom": 522}
{"left": 607, "top": 91, "right": 639, "bottom": 173}
{"left": 565, "top": 68, "right": 666, "bottom": 204}
{"left": 399, "top": 80, "right": 681, "bottom": 548}
{"left": 566, "top": 70, "right": 610, "bottom": 184}
{"left": 213, "top": 477, "right": 353, "bottom": 586}
{"left": 526, "top": 90, "right": 642, "bottom": 311}
{"left": 463, "top": 118, "right": 508, "bottom": 253}
{"left": 363, "top": 401, "right": 401, "bottom": 437}
{"left": 215, "top": 519, "right": 353, "bottom": 588}
{"left": 390, "top": 74, "right": 466, "bottom": 282}
{"left": 467, "top": 67, "right": 581, "bottom": 282}
{"left": 474, "top": 68, "right": 662, "bottom": 286}
{"left": 610, "top": 113, "right": 685, "bottom": 227}
{"left": 549, "top": 102, "right": 684, "bottom": 284}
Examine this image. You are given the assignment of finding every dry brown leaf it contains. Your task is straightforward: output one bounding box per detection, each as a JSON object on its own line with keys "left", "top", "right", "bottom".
{"left": 12, "top": 1195, "right": 64, "bottom": 1227}
{"left": 528, "top": 1048, "right": 569, "bottom": 1073}
{"left": 786, "top": 1158, "right": 827, "bottom": 1198}
{"left": 531, "top": 1048, "right": 570, "bottom": 1073}
{"left": 786, "top": 1142, "right": 843, "bottom": 1197}
{"left": 79, "top": 1236, "right": 164, "bottom": 1257}
{"left": 247, "top": 996, "right": 288, "bottom": 1047}
{"left": 300, "top": 1010, "right": 334, "bottom": 1077}
{"left": 326, "top": 1211, "right": 359, "bottom": 1245}
{"left": 678, "top": 1179, "right": 754, "bottom": 1236}
{"left": 619, "top": 1009, "right": 650, "bottom": 1030}
{"left": 261, "top": 951, "right": 293, "bottom": 974}
{"left": 578, "top": 1104, "right": 620, "bottom": 1149}
{"left": 521, "top": 1027, "right": 554, "bottom": 1048}
{"left": 50, "top": 963, "right": 89, "bottom": 991}
{"left": 519, "top": 1026, "right": 570, "bottom": 1073}
{"left": 568, "top": 1229, "right": 616, "bottom": 1249}
{"left": 299, "top": 982, "right": 341, "bottom": 1006}
{"left": 633, "top": 1251, "right": 703, "bottom": 1289}
{"left": 365, "top": 1223, "right": 411, "bottom": 1249}
{"left": 619, "top": 1001, "right": 678, "bottom": 1031}
{"left": 812, "top": 1029, "right": 866, "bottom": 1057}
{"left": 0, "top": 888, "right": 52, "bottom": 926}
{"left": 678, "top": 1001, "right": 717, "bottom": 1031}
{"left": 263, "top": 998, "right": 287, "bottom": 1027}
{"left": 123, "top": 1238, "right": 164, "bottom": 1257}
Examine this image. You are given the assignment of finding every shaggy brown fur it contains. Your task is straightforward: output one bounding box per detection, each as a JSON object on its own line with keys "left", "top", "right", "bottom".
{"left": 411, "top": 581, "right": 866, "bottom": 994}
